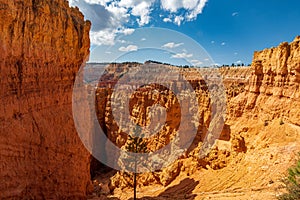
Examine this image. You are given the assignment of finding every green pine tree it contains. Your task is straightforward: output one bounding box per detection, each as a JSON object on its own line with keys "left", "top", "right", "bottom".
{"left": 278, "top": 153, "right": 300, "bottom": 200}
{"left": 125, "top": 125, "right": 148, "bottom": 200}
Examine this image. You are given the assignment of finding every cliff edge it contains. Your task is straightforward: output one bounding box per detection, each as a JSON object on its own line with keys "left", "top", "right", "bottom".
{"left": 230, "top": 36, "right": 300, "bottom": 125}
{"left": 0, "top": 0, "right": 91, "bottom": 198}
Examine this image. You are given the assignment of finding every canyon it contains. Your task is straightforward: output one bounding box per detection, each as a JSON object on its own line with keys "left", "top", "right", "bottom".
{"left": 90, "top": 37, "right": 300, "bottom": 199}
{"left": 0, "top": 0, "right": 299, "bottom": 199}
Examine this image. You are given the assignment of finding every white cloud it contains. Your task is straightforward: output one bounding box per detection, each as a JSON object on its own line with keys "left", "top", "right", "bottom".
{"left": 117, "top": 39, "right": 128, "bottom": 44}
{"left": 119, "top": 45, "right": 138, "bottom": 52}
{"left": 141, "top": 38, "right": 146, "bottom": 41}
{"left": 236, "top": 60, "right": 242, "bottom": 64}
{"left": 118, "top": 0, "right": 155, "bottom": 26}
{"left": 211, "top": 41, "right": 215, "bottom": 44}
{"left": 106, "top": 3, "right": 130, "bottom": 27}
{"left": 190, "top": 59, "right": 203, "bottom": 66}
{"left": 161, "top": 0, "right": 208, "bottom": 21}
{"left": 69, "top": 0, "right": 130, "bottom": 46}
{"left": 90, "top": 30, "right": 116, "bottom": 46}
{"left": 183, "top": 0, "right": 199, "bottom": 10}
{"left": 70, "top": 1, "right": 129, "bottom": 32}
{"left": 70, "top": 0, "right": 209, "bottom": 45}
{"left": 232, "top": 12, "right": 239, "bottom": 17}
{"left": 120, "top": 28, "right": 135, "bottom": 35}
{"left": 186, "top": 0, "right": 208, "bottom": 20}
{"left": 163, "top": 18, "right": 172, "bottom": 22}
{"left": 162, "top": 42, "right": 184, "bottom": 49}
{"left": 174, "top": 15, "right": 184, "bottom": 26}
{"left": 131, "top": 1, "right": 152, "bottom": 26}
{"left": 172, "top": 52, "right": 193, "bottom": 59}
{"left": 221, "top": 42, "right": 226, "bottom": 46}
{"left": 160, "top": 0, "right": 182, "bottom": 12}
{"left": 118, "top": 0, "right": 134, "bottom": 7}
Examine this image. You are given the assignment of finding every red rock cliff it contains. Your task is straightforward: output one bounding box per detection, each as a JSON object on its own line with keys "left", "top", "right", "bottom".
{"left": 0, "top": 0, "right": 91, "bottom": 198}
{"left": 229, "top": 36, "right": 300, "bottom": 124}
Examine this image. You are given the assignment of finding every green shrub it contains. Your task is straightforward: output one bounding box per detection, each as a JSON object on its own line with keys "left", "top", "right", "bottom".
{"left": 278, "top": 153, "right": 300, "bottom": 200}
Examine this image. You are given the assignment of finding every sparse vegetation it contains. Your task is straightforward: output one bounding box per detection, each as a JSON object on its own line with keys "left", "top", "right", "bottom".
{"left": 277, "top": 153, "right": 300, "bottom": 200}
{"left": 125, "top": 126, "right": 149, "bottom": 200}
{"left": 264, "top": 120, "right": 269, "bottom": 126}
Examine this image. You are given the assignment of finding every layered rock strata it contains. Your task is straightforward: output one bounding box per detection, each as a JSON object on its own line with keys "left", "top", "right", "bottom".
{"left": 0, "top": 0, "right": 91, "bottom": 198}
{"left": 229, "top": 36, "right": 300, "bottom": 124}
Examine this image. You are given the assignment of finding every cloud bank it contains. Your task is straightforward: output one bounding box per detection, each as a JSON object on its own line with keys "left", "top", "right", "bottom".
{"left": 69, "top": 0, "right": 209, "bottom": 45}
{"left": 119, "top": 45, "right": 138, "bottom": 52}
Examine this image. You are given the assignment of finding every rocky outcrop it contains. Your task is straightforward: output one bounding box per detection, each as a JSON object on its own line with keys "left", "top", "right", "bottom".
{"left": 229, "top": 36, "right": 300, "bottom": 124}
{"left": 0, "top": 0, "right": 91, "bottom": 198}
{"left": 92, "top": 37, "right": 300, "bottom": 191}
{"left": 91, "top": 38, "right": 300, "bottom": 199}
{"left": 88, "top": 63, "right": 249, "bottom": 190}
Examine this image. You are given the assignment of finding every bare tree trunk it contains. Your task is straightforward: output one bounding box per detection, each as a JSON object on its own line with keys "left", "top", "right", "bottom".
{"left": 134, "top": 156, "right": 137, "bottom": 200}
{"left": 134, "top": 172, "right": 137, "bottom": 200}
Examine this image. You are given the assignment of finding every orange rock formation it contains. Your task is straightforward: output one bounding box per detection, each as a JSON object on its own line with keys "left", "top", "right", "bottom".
{"left": 91, "top": 37, "right": 300, "bottom": 199}
{"left": 230, "top": 36, "right": 300, "bottom": 124}
{"left": 0, "top": 0, "right": 91, "bottom": 198}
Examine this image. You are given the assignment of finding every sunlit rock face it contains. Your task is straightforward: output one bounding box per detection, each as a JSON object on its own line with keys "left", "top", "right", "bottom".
{"left": 88, "top": 62, "right": 250, "bottom": 189}
{"left": 0, "top": 0, "right": 91, "bottom": 198}
{"left": 93, "top": 36, "right": 300, "bottom": 190}
{"left": 229, "top": 36, "right": 300, "bottom": 125}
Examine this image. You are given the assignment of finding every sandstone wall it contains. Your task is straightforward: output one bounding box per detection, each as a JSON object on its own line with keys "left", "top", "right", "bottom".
{"left": 229, "top": 36, "right": 300, "bottom": 124}
{"left": 0, "top": 0, "right": 91, "bottom": 198}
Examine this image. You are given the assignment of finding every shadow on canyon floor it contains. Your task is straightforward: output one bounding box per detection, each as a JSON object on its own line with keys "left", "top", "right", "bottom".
{"left": 128, "top": 178, "right": 199, "bottom": 200}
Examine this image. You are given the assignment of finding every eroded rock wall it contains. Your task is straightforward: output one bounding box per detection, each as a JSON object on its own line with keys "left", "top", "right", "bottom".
{"left": 229, "top": 36, "right": 300, "bottom": 124}
{"left": 91, "top": 38, "right": 300, "bottom": 196}
{"left": 0, "top": 0, "right": 91, "bottom": 198}
{"left": 92, "top": 36, "right": 300, "bottom": 189}
{"left": 90, "top": 63, "right": 248, "bottom": 189}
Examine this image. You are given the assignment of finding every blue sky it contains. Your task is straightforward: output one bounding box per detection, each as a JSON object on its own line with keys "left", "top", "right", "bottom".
{"left": 70, "top": 0, "right": 300, "bottom": 66}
